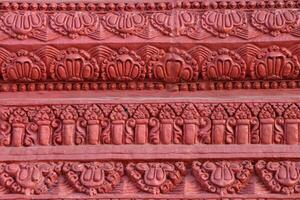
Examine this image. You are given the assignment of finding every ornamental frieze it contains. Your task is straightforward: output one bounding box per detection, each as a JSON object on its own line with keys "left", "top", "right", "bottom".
{"left": 0, "top": 44, "right": 299, "bottom": 92}
{"left": 1, "top": 2, "right": 300, "bottom": 41}
{"left": 1, "top": 102, "right": 300, "bottom": 146}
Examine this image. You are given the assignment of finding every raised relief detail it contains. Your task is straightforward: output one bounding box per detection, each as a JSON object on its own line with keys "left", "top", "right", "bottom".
{"left": 256, "top": 160, "right": 300, "bottom": 194}
{"left": 62, "top": 162, "right": 123, "bottom": 196}
{"left": 126, "top": 162, "right": 186, "bottom": 194}
{"left": 101, "top": 47, "right": 146, "bottom": 81}
{"left": 102, "top": 12, "right": 149, "bottom": 38}
{"left": 1, "top": 49, "right": 46, "bottom": 82}
{"left": 250, "top": 46, "right": 300, "bottom": 80}
{"left": 0, "top": 11, "right": 46, "bottom": 41}
{"left": 150, "top": 11, "right": 201, "bottom": 39}
{"left": 202, "top": 48, "right": 246, "bottom": 80}
{"left": 251, "top": 10, "right": 298, "bottom": 36}
{"left": 50, "top": 12, "right": 100, "bottom": 39}
{"left": 146, "top": 46, "right": 198, "bottom": 82}
{"left": 201, "top": 10, "right": 248, "bottom": 39}
{"left": 49, "top": 48, "right": 99, "bottom": 81}
{"left": 192, "top": 160, "right": 253, "bottom": 194}
{"left": 0, "top": 162, "right": 61, "bottom": 195}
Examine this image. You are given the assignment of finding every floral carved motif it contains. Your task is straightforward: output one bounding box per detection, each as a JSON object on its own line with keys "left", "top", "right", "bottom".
{"left": 146, "top": 46, "right": 198, "bottom": 82}
{"left": 201, "top": 10, "right": 248, "bottom": 39}
{"left": 250, "top": 46, "right": 300, "bottom": 80}
{"left": 0, "top": 11, "right": 46, "bottom": 41}
{"left": 101, "top": 47, "right": 146, "bottom": 81}
{"left": 126, "top": 162, "right": 186, "bottom": 194}
{"left": 62, "top": 162, "right": 124, "bottom": 196}
{"left": 49, "top": 48, "right": 99, "bottom": 81}
{"left": 256, "top": 160, "right": 300, "bottom": 194}
{"left": 102, "top": 12, "right": 149, "bottom": 38}
{"left": 150, "top": 11, "right": 201, "bottom": 38}
{"left": 201, "top": 48, "right": 246, "bottom": 80}
{"left": 192, "top": 160, "right": 253, "bottom": 194}
{"left": 49, "top": 12, "right": 100, "bottom": 39}
{"left": 0, "top": 162, "right": 61, "bottom": 195}
{"left": 251, "top": 10, "right": 299, "bottom": 36}
{"left": 1, "top": 49, "right": 47, "bottom": 82}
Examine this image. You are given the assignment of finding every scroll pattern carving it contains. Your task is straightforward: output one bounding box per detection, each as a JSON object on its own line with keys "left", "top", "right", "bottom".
{"left": 0, "top": 102, "right": 300, "bottom": 146}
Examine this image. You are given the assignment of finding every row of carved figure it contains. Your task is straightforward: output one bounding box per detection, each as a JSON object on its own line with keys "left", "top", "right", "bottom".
{"left": 1, "top": 8, "right": 300, "bottom": 41}
{"left": 0, "top": 160, "right": 298, "bottom": 196}
{"left": 2, "top": 102, "right": 300, "bottom": 146}
{"left": 1, "top": 44, "right": 300, "bottom": 84}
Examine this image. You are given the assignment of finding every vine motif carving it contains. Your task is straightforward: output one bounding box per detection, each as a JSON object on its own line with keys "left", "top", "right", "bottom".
{"left": 49, "top": 12, "right": 100, "bottom": 39}
{"left": 192, "top": 160, "right": 253, "bottom": 194}
{"left": 256, "top": 160, "right": 300, "bottom": 194}
{"left": 0, "top": 162, "right": 61, "bottom": 195}
{"left": 62, "top": 162, "right": 124, "bottom": 196}
{"left": 126, "top": 162, "right": 186, "bottom": 194}
{"left": 0, "top": 11, "right": 46, "bottom": 41}
{"left": 201, "top": 10, "right": 248, "bottom": 39}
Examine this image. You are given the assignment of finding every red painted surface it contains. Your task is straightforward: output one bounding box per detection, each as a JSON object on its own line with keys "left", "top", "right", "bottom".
{"left": 1, "top": 0, "right": 300, "bottom": 199}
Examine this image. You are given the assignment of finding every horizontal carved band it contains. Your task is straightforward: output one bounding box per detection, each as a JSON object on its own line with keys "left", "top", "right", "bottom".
{"left": 1, "top": 6, "right": 300, "bottom": 41}
{"left": 0, "top": 160, "right": 298, "bottom": 197}
{"left": 0, "top": 45, "right": 300, "bottom": 91}
{"left": 2, "top": 101, "right": 300, "bottom": 146}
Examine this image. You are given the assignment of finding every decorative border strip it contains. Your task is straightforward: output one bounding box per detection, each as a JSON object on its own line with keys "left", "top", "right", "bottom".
{"left": 0, "top": 159, "right": 298, "bottom": 197}
{"left": 0, "top": 44, "right": 299, "bottom": 92}
{"left": 0, "top": 5, "right": 300, "bottom": 41}
{"left": 2, "top": 101, "right": 300, "bottom": 146}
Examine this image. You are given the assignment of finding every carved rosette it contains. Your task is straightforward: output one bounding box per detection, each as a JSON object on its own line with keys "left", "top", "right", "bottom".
{"left": 251, "top": 10, "right": 298, "bottom": 36}
{"left": 0, "top": 11, "right": 46, "bottom": 40}
{"left": 250, "top": 46, "right": 300, "bottom": 80}
{"left": 126, "top": 162, "right": 186, "bottom": 194}
{"left": 101, "top": 47, "right": 146, "bottom": 81}
{"left": 50, "top": 12, "right": 99, "bottom": 39}
{"left": 201, "top": 10, "right": 248, "bottom": 39}
{"left": 192, "top": 160, "right": 253, "bottom": 194}
{"left": 202, "top": 48, "right": 246, "bottom": 80}
{"left": 49, "top": 48, "right": 99, "bottom": 81}
{"left": 62, "top": 162, "right": 123, "bottom": 196}
{"left": 150, "top": 11, "right": 200, "bottom": 37}
{"left": 149, "top": 47, "right": 198, "bottom": 83}
{"left": 1, "top": 49, "right": 46, "bottom": 82}
{"left": 256, "top": 160, "right": 300, "bottom": 194}
{"left": 102, "top": 12, "right": 148, "bottom": 38}
{"left": 0, "top": 162, "right": 61, "bottom": 195}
